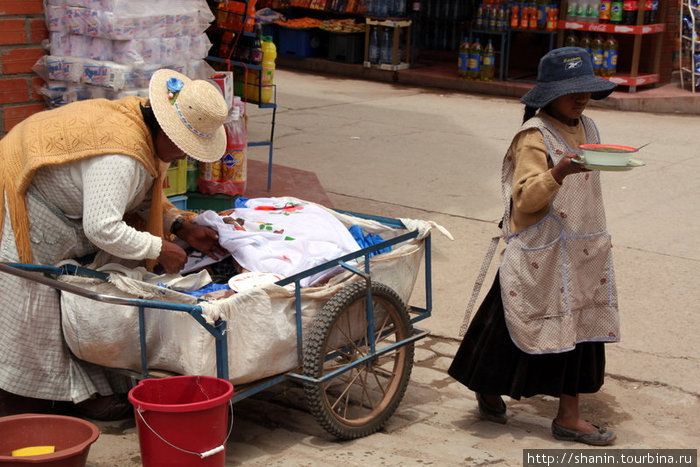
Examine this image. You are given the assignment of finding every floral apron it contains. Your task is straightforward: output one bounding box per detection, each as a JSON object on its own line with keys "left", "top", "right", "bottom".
{"left": 499, "top": 115, "right": 620, "bottom": 354}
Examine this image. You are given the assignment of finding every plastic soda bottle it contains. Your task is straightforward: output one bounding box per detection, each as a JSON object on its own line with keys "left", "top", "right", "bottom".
{"left": 476, "top": 4, "right": 485, "bottom": 29}
{"left": 587, "top": 0, "right": 600, "bottom": 22}
{"left": 511, "top": 3, "right": 520, "bottom": 28}
{"left": 622, "top": 0, "right": 638, "bottom": 24}
{"left": 599, "top": 0, "right": 612, "bottom": 22}
{"left": 221, "top": 102, "right": 247, "bottom": 195}
{"left": 564, "top": 31, "right": 578, "bottom": 47}
{"left": 369, "top": 26, "right": 380, "bottom": 64}
{"left": 644, "top": 0, "right": 658, "bottom": 23}
{"left": 603, "top": 35, "right": 618, "bottom": 77}
{"left": 481, "top": 38, "right": 495, "bottom": 81}
{"left": 528, "top": 1, "right": 538, "bottom": 27}
{"left": 489, "top": 5, "right": 498, "bottom": 30}
{"left": 249, "top": 23, "right": 263, "bottom": 65}
{"left": 610, "top": 0, "right": 623, "bottom": 22}
{"left": 380, "top": 27, "right": 393, "bottom": 64}
{"left": 458, "top": 37, "right": 470, "bottom": 78}
{"left": 575, "top": 0, "right": 587, "bottom": 21}
{"left": 591, "top": 35, "right": 604, "bottom": 75}
{"left": 497, "top": 6, "right": 507, "bottom": 31}
{"left": 546, "top": 7, "right": 558, "bottom": 30}
{"left": 579, "top": 32, "right": 592, "bottom": 55}
{"left": 536, "top": 0, "right": 548, "bottom": 29}
{"left": 520, "top": 1, "right": 530, "bottom": 29}
{"left": 198, "top": 159, "right": 222, "bottom": 191}
{"left": 468, "top": 38, "right": 482, "bottom": 80}
{"left": 566, "top": 0, "right": 578, "bottom": 20}
{"left": 261, "top": 36, "right": 276, "bottom": 104}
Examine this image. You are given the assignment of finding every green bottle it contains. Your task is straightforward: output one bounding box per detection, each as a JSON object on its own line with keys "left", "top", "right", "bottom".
{"left": 610, "top": 0, "right": 623, "bottom": 23}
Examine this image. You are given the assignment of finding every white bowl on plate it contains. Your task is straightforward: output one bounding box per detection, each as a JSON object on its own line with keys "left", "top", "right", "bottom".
{"left": 578, "top": 144, "right": 637, "bottom": 166}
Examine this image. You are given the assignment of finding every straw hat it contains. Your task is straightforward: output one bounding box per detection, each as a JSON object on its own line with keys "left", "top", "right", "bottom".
{"left": 521, "top": 47, "right": 616, "bottom": 109}
{"left": 149, "top": 69, "right": 228, "bottom": 162}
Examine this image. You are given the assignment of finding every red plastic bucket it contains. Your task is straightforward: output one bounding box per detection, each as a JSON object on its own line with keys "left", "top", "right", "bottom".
{"left": 127, "top": 376, "right": 234, "bottom": 467}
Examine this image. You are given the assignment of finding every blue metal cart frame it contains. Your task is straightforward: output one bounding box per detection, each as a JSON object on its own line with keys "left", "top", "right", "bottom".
{"left": 0, "top": 211, "right": 432, "bottom": 439}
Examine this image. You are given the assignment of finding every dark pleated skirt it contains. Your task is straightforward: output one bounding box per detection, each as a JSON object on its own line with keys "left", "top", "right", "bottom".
{"left": 448, "top": 275, "right": 606, "bottom": 399}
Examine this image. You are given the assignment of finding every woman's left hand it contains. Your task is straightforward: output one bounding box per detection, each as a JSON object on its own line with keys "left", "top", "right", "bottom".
{"left": 177, "top": 221, "right": 228, "bottom": 260}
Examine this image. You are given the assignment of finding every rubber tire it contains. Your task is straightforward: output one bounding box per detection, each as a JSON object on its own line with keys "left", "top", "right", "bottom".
{"left": 303, "top": 281, "right": 414, "bottom": 440}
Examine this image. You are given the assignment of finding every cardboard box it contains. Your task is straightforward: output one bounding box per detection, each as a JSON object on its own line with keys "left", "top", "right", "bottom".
{"left": 211, "top": 71, "right": 234, "bottom": 109}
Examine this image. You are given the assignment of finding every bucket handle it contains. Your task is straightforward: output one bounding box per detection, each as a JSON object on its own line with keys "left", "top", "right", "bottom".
{"left": 136, "top": 400, "right": 234, "bottom": 459}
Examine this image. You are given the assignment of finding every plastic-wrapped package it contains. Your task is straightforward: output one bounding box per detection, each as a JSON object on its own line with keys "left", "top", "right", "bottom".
{"left": 111, "top": 39, "right": 142, "bottom": 64}
{"left": 86, "top": 36, "right": 113, "bottom": 60}
{"left": 49, "top": 33, "right": 71, "bottom": 55}
{"left": 80, "top": 59, "right": 106, "bottom": 86}
{"left": 46, "top": 4, "right": 67, "bottom": 32}
{"left": 44, "top": 56, "right": 65, "bottom": 81}
{"left": 37, "top": 0, "right": 215, "bottom": 105}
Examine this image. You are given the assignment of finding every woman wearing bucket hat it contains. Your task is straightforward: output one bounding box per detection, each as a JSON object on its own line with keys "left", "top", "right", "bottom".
{"left": 449, "top": 48, "right": 620, "bottom": 446}
{"left": 0, "top": 68, "right": 229, "bottom": 420}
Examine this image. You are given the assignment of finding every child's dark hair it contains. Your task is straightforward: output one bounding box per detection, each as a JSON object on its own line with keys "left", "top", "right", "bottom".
{"left": 140, "top": 102, "right": 159, "bottom": 136}
{"left": 523, "top": 105, "right": 538, "bottom": 123}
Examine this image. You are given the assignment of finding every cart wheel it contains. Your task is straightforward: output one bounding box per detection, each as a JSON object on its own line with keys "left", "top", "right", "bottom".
{"left": 303, "top": 281, "right": 414, "bottom": 440}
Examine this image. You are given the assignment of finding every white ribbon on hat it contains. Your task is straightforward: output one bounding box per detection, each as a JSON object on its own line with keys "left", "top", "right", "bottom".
{"left": 173, "top": 101, "right": 213, "bottom": 139}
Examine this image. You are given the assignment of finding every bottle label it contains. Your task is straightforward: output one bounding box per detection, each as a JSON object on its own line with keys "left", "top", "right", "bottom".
{"left": 262, "top": 68, "right": 274, "bottom": 86}
{"left": 468, "top": 56, "right": 481, "bottom": 72}
{"left": 250, "top": 49, "right": 262, "bottom": 63}
{"left": 611, "top": 2, "right": 623, "bottom": 20}
{"left": 199, "top": 161, "right": 221, "bottom": 181}
{"left": 482, "top": 55, "right": 495, "bottom": 66}
{"left": 593, "top": 51, "right": 604, "bottom": 66}
{"left": 537, "top": 5, "right": 548, "bottom": 27}
{"left": 599, "top": 1, "right": 611, "bottom": 20}
{"left": 623, "top": 0, "right": 637, "bottom": 10}
{"left": 458, "top": 53, "right": 469, "bottom": 71}
{"left": 222, "top": 150, "right": 246, "bottom": 182}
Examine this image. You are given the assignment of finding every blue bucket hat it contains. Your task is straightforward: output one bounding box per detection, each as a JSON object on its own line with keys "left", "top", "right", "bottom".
{"left": 520, "top": 47, "right": 617, "bottom": 108}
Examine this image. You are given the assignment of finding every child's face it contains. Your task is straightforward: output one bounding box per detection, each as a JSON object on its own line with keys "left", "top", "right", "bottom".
{"left": 548, "top": 92, "right": 591, "bottom": 124}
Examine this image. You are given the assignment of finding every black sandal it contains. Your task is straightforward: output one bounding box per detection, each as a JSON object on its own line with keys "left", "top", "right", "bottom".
{"left": 475, "top": 392, "right": 507, "bottom": 424}
{"left": 551, "top": 419, "right": 616, "bottom": 446}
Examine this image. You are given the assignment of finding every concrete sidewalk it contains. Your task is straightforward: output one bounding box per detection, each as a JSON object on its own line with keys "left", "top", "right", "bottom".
{"left": 86, "top": 69, "right": 699, "bottom": 466}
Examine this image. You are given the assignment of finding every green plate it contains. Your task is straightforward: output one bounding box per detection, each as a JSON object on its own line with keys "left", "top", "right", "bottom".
{"left": 573, "top": 157, "right": 646, "bottom": 172}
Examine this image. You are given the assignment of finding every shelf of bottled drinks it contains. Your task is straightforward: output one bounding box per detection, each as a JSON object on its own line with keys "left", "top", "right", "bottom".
{"left": 460, "top": 0, "right": 666, "bottom": 90}
{"left": 207, "top": 0, "right": 278, "bottom": 191}
{"left": 209, "top": 0, "right": 674, "bottom": 93}
{"left": 559, "top": 0, "right": 666, "bottom": 90}
{"left": 680, "top": 0, "right": 700, "bottom": 92}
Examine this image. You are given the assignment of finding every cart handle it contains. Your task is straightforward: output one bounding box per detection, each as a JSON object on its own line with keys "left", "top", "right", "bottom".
{"left": 0, "top": 262, "right": 203, "bottom": 314}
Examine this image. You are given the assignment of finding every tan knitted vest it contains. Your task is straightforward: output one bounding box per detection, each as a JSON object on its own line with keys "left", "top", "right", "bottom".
{"left": 0, "top": 96, "right": 168, "bottom": 265}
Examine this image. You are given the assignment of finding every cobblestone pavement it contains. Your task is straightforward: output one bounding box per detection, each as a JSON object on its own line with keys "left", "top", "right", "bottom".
{"left": 86, "top": 333, "right": 698, "bottom": 466}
